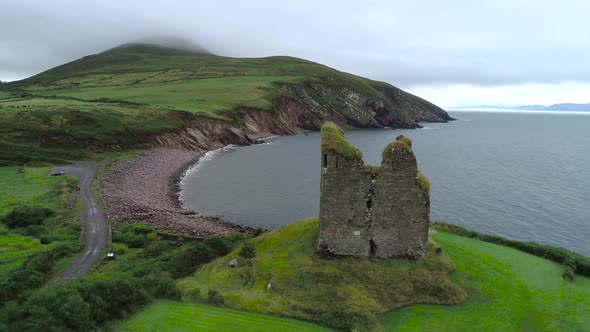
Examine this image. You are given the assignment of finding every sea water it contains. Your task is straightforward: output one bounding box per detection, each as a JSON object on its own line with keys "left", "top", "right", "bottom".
{"left": 181, "top": 111, "right": 590, "bottom": 256}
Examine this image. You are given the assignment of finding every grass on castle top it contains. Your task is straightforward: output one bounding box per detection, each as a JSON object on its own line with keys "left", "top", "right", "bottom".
{"left": 381, "top": 231, "right": 590, "bottom": 331}
{"left": 115, "top": 300, "right": 331, "bottom": 332}
{"left": 320, "top": 122, "right": 363, "bottom": 160}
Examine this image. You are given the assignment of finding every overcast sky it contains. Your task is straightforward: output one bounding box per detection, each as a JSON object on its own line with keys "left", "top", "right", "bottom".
{"left": 1, "top": 0, "right": 589, "bottom": 107}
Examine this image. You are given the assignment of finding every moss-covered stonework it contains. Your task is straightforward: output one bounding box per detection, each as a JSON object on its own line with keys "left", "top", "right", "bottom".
{"left": 320, "top": 122, "right": 363, "bottom": 160}
{"left": 318, "top": 124, "right": 430, "bottom": 259}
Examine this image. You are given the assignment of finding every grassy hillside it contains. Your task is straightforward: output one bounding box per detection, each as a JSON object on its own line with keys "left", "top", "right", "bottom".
{"left": 0, "top": 43, "right": 449, "bottom": 165}
{"left": 116, "top": 300, "right": 330, "bottom": 332}
{"left": 169, "top": 218, "right": 590, "bottom": 331}
{"left": 178, "top": 218, "right": 465, "bottom": 331}
{"left": 382, "top": 231, "right": 590, "bottom": 331}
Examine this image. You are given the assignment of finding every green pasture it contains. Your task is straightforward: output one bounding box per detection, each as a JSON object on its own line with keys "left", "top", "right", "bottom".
{"left": 0, "top": 166, "right": 70, "bottom": 276}
{"left": 0, "top": 166, "right": 65, "bottom": 214}
{"left": 0, "top": 234, "right": 55, "bottom": 278}
{"left": 381, "top": 231, "right": 590, "bottom": 331}
{"left": 116, "top": 300, "right": 330, "bottom": 332}
{"left": 34, "top": 75, "right": 298, "bottom": 113}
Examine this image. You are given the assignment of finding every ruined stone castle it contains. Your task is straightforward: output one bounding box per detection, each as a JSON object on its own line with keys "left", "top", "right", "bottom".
{"left": 317, "top": 122, "right": 430, "bottom": 259}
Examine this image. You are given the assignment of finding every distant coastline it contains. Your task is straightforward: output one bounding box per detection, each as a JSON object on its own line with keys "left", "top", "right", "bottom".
{"left": 449, "top": 102, "right": 590, "bottom": 112}
{"left": 446, "top": 108, "right": 590, "bottom": 115}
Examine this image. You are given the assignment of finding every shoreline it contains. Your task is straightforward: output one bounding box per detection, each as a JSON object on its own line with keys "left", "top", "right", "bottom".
{"left": 99, "top": 127, "right": 399, "bottom": 237}
{"left": 99, "top": 132, "right": 296, "bottom": 237}
{"left": 100, "top": 148, "right": 251, "bottom": 237}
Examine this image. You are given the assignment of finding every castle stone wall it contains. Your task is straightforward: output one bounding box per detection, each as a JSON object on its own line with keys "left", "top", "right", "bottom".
{"left": 317, "top": 122, "right": 430, "bottom": 259}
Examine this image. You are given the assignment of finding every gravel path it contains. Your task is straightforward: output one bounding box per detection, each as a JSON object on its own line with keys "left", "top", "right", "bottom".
{"left": 52, "top": 162, "right": 106, "bottom": 282}
{"left": 100, "top": 148, "right": 246, "bottom": 237}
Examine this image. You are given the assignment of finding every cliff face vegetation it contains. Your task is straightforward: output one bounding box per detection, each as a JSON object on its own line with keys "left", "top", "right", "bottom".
{"left": 0, "top": 43, "right": 452, "bottom": 163}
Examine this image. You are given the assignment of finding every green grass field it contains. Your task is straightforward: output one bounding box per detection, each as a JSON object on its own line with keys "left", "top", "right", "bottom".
{"left": 0, "top": 166, "right": 77, "bottom": 277}
{"left": 381, "top": 231, "right": 590, "bottom": 331}
{"left": 33, "top": 75, "right": 299, "bottom": 114}
{"left": 116, "top": 300, "right": 330, "bottom": 332}
{"left": 0, "top": 233, "right": 55, "bottom": 279}
{"left": 0, "top": 166, "right": 66, "bottom": 214}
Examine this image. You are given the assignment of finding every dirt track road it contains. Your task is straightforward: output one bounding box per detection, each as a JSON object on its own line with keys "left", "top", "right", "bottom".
{"left": 52, "top": 162, "right": 107, "bottom": 282}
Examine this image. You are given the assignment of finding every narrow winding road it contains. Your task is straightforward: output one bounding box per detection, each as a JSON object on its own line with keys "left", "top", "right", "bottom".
{"left": 51, "top": 162, "right": 107, "bottom": 282}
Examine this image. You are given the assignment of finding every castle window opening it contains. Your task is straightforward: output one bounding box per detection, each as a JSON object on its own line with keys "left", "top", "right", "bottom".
{"left": 335, "top": 156, "right": 339, "bottom": 168}
{"left": 366, "top": 198, "right": 372, "bottom": 208}
{"left": 369, "top": 239, "right": 377, "bottom": 256}
{"left": 323, "top": 154, "right": 328, "bottom": 168}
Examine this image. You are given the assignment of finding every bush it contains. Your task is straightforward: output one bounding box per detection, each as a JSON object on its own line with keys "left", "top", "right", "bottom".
{"left": 239, "top": 241, "right": 256, "bottom": 259}
{"left": 113, "top": 223, "right": 156, "bottom": 248}
{"left": 141, "top": 240, "right": 169, "bottom": 258}
{"left": 562, "top": 264, "right": 576, "bottom": 282}
{"left": 112, "top": 243, "right": 129, "bottom": 255}
{"left": 0, "top": 244, "right": 73, "bottom": 305}
{"left": 252, "top": 227, "right": 265, "bottom": 237}
{"left": 207, "top": 289, "right": 224, "bottom": 306}
{"left": 203, "top": 237, "right": 234, "bottom": 256}
{"left": 0, "top": 205, "right": 54, "bottom": 228}
{"left": 168, "top": 243, "right": 215, "bottom": 278}
{"left": 317, "top": 311, "right": 371, "bottom": 331}
{"left": 3, "top": 272, "right": 176, "bottom": 331}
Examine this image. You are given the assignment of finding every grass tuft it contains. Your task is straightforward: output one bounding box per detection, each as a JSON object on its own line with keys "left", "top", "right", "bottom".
{"left": 395, "top": 134, "right": 412, "bottom": 147}
{"left": 416, "top": 171, "right": 430, "bottom": 194}
{"left": 320, "top": 122, "right": 363, "bottom": 160}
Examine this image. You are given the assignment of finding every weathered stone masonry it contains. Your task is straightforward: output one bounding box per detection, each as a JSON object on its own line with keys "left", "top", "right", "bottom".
{"left": 317, "top": 122, "right": 430, "bottom": 259}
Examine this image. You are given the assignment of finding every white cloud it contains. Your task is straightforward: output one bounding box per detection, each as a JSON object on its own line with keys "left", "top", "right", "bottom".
{"left": 409, "top": 82, "right": 590, "bottom": 107}
{"left": 1, "top": 0, "right": 589, "bottom": 106}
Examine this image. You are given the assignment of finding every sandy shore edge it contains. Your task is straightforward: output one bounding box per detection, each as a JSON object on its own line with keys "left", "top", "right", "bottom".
{"left": 100, "top": 148, "right": 250, "bottom": 237}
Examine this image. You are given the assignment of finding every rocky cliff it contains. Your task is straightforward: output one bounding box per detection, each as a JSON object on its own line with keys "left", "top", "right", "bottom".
{"left": 153, "top": 81, "right": 452, "bottom": 151}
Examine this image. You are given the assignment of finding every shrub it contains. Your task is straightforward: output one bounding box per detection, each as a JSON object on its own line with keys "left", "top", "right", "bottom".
{"left": 562, "top": 263, "right": 576, "bottom": 282}
{"left": 7, "top": 286, "right": 92, "bottom": 332}
{"left": 203, "top": 237, "right": 234, "bottom": 256}
{"left": 0, "top": 205, "right": 54, "bottom": 228}
{"left": 207, "top": 289, "right": 224, "bottom": 306}
{"left": 317, "top": 311, "right": 371, "bottom": 331}
{"left": 239, "top": 241, "right": 256, "bottom": 259}
{"left": 141, "top": 240, "right": 169, "bottom": 258}
{"left": 168, "top": 243, "right": 215, "bottom": 278}
{"left": 252, "top": 227, "right": 265, "bottom": 237}
{"left": 0, "top": 244, "right": 73, "bottom": 305}
{"left": 112, "top": 243, "right": 129, "bottom": 255}
{"left": 113, "top": 223, "right": 156, "bottom": 248}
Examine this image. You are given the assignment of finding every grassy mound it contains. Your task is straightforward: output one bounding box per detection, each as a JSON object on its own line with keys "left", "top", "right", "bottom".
{"left": 116, "top": 300, "right": 330, "bottom": 332}
{"left": 382, "top": 231, "right": 590, "bottom": 330}
{"left": 178, "top": 219, "right": 466, "bottom": 331}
